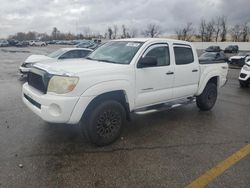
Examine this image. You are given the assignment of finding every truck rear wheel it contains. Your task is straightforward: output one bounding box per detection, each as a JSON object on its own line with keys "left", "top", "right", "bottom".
{"left": 196, "top": 83, "right": 217, "bottom": 111}
{"left": 81, "top": 100, "right": 125, "bottom": 146}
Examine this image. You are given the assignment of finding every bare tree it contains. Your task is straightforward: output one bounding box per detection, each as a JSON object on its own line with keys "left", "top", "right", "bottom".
{"left": 220, "top": 16, "right": 227, "bottom": 42}
{"left": 52, "top": 27, "right": 60, "bottom": 40}
{"left": 241, "top": 22, "right": 249, "bottom": 42}
{"left": 142, "top": 23, "right": 161, "bottom": 38}
{"left": 183, "top": 23, "right": 194, "bottom": 41}
{"left": 107, "top": 27, "right": 113, "bottom": 39}
{"left": 129, "top": 27, "right": 138, "bottom": 38}
{"left": 205, "top": 20, "right": 215, "bottom": 42}
{"left": 230, "top": 24, "right": 242, "bottom": 42}
{"left": 113, "top": 25, "right": 118, "bottom": 39}
{"left": 214, "top": 17, "right": 221, "bottom": 42}
{"left": 121, "top": 25, "right": 127, "bottom": 38}
{"left": 175, "top": 22, "right": 194, "bottom": 41}
{"left": 175, "top": 28, "right": 183, "bottom": 40}
{"left": 199, "top": 19, "right": 206, "bottom": 42}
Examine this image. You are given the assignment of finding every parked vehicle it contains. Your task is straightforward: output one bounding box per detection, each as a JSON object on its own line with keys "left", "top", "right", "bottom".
{"left": 19, "top": 48, "right": 93, "bottom": 74}
{"left": 22, "top": 38, "right": 228, "bottom": 146}
{"left": 239, "top": 61, "right": 250, "bottom": 88}
{"left": 205, "top": 46, "right": 221, "bottom": 52}
{"left": 199, "top": 52, "right": 226, "bottom": 64}
{"left": 15, "top": 41, "right": 29, "bottom": 47}
{"left": 29, "top": 40, "right": 47, "bottom": 46}
{"left": 93, "top": 39, "right": 102, "bottom": 44}
{"left": 76, "top": 40, "right": 98, "bottom": 49}
{"left": 7, "top": 39, "right": 19, "bottom": 46}
{"left": 224, "top": 45, "right": 239, "bottom": 53}
{"left": 228, "top": 52, "right": 250, "bottom": 68}
{"left": 0, "top": 39, "right": 9, "bottom": 47}
{"left": 46, "top": 40, "right": 56, "bottom": 45}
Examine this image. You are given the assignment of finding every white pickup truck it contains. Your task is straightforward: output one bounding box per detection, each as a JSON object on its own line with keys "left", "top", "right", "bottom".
{"left": 22, "top": 38, "right": 228, "bottom": 146}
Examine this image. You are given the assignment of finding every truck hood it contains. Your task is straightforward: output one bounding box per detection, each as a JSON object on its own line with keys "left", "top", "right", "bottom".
{"left": 34, "top": 59, "right": 128, "bottom": 76}
{"left": 25, "top": 55, "right": 53, "bottom": 63}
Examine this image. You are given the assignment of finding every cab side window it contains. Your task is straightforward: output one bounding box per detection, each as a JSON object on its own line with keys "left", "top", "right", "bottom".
{"left": 174, "top": 46, "right": 194, "bottom": 65}
{"left": 144, "top": 46, "right": 170, "bottom": 66}
{"left": 79, "top": 50, "right": 91, "bottom": 58}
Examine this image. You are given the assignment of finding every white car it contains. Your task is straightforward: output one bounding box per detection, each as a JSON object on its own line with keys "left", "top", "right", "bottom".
{"left": 19, "top": 48, "right": 93, "bottom": 74}
{"left": 29, "top": 40, "right": 47, "bottom": 46}
{"left": 22, "top": 38, "right": 228, "bottom": 146}
{"left": 228, "top": 52, "right": 250, "bottom": 68}
{"left": 239, "top": 61, "right": 250, "bottom": 87}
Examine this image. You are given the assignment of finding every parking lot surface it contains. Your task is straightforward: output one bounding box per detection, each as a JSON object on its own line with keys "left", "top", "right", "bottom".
{"left": 0, "top": 46, "right": 249, "bottom": 187}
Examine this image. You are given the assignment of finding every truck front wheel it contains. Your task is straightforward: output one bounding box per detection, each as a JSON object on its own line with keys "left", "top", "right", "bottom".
{"left": 196, "top": 83, "right": 217, "bottom": 111}
{"left": 81, "top": 100, "right": 126, "bottom": 146}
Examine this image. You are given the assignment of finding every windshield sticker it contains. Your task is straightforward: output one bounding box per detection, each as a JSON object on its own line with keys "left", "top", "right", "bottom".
{"left": 126, "top": 42, "right": 140, "bottom": 47}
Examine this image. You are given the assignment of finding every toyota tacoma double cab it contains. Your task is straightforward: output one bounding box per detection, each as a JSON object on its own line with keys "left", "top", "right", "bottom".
{"left": 22, "top": 38, "right": 228, "bottom": 146}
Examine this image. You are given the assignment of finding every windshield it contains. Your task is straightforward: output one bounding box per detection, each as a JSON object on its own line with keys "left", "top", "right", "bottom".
{"left": 87, "top": 41, "right": 143, "bottom": 64}
{"left": 47, "top": 49, "right": 66, "bottom": 58}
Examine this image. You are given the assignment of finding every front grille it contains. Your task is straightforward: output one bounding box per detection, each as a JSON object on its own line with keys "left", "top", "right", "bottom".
{"left": 27, "top": 69, "right": 51, "bottom": 94}
{"left": 28, "top": 72, "right": 46, "bottom": 93}
{"left": 240, "top": 73, "right": 247, "bottom": 78}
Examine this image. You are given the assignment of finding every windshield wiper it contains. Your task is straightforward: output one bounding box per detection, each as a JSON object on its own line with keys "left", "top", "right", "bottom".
{"left": 96, "top": 59, "right": 117, "bottom": 64}
{"left": 86, "top": 57, "right": 118, "bottom": 64}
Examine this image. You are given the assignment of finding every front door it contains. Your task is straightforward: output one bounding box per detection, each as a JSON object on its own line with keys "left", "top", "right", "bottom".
{"left": 135, "top": 44, "right": 174, "bottom": 108}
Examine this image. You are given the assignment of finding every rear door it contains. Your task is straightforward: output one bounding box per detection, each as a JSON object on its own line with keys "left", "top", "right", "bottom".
{"left": 173, "top": 44, "right": 199, "bottom": 98}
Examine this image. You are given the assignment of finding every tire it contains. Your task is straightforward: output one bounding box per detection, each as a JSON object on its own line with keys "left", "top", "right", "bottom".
{"left": 81, "top": 100, "right": 126, "bottom": 146}
{"left": 196, "top": 83, "right": 217, "bottom": 111}
{"left": 240, "top": 82, "right": 248, "bottom": 88}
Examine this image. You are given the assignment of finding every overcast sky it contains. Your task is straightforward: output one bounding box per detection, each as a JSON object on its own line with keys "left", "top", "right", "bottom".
{"left": 0, "top": 0, "right": 249, "bottom": 38}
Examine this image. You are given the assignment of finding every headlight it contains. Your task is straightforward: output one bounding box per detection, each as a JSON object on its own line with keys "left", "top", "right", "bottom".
{"left": 25, "top": 63, "right": 34, "bottom": 68}
{"left": 22, "top": 62, "right": 34, "bottom": 68}
{"left": 243, "top": 65, "right": 250, "bottom": 71}
{"left": 47, "top": 76, "right": 79, "bottom": 94}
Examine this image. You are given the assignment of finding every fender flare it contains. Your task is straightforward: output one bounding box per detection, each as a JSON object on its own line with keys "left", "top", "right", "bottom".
{"left": 81, "top": 79, "right": 134, "bottom": 110}
{"left": 197, "top": 72, "right": 220, "bottom": 96}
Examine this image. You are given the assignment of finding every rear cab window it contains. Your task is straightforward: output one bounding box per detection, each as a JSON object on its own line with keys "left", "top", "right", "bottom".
{"left": 173, "top": 45, "right": 194, "bottom": 65}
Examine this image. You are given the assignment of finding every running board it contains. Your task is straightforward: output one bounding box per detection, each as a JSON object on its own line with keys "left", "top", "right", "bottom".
{"left": 134, "top": 97, "right": 196, "bottom": 115}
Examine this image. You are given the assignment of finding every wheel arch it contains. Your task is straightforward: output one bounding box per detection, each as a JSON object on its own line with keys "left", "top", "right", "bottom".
{"left": 82, "top": 90, "right": 131, "bottom": 121}
{"left": 197, "top": 75, "right": 220, "bottom": 96}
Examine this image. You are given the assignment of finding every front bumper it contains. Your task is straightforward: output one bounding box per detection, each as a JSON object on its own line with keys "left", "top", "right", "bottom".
{"left": 239, "top": 68, "right": 250, "bottom": 83}
{"left": 22, "top": 83, "right": 94, "bottom": 124}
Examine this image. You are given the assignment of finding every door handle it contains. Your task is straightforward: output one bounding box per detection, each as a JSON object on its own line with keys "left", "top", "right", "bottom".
{"left": 192, "top": 69, "right": 198, "bottom": 72}
{"left": 166, "top": 71, "right": 174, "bottom": 75}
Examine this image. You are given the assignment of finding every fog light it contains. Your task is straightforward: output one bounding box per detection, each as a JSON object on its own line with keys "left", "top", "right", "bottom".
{"left": 49, "top": 104, "right": 62, "bottom": 116}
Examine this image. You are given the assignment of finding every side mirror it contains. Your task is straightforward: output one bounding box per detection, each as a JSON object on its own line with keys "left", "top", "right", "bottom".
{"left": 137, "top": 56, "right": 157, "bottom": 68}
